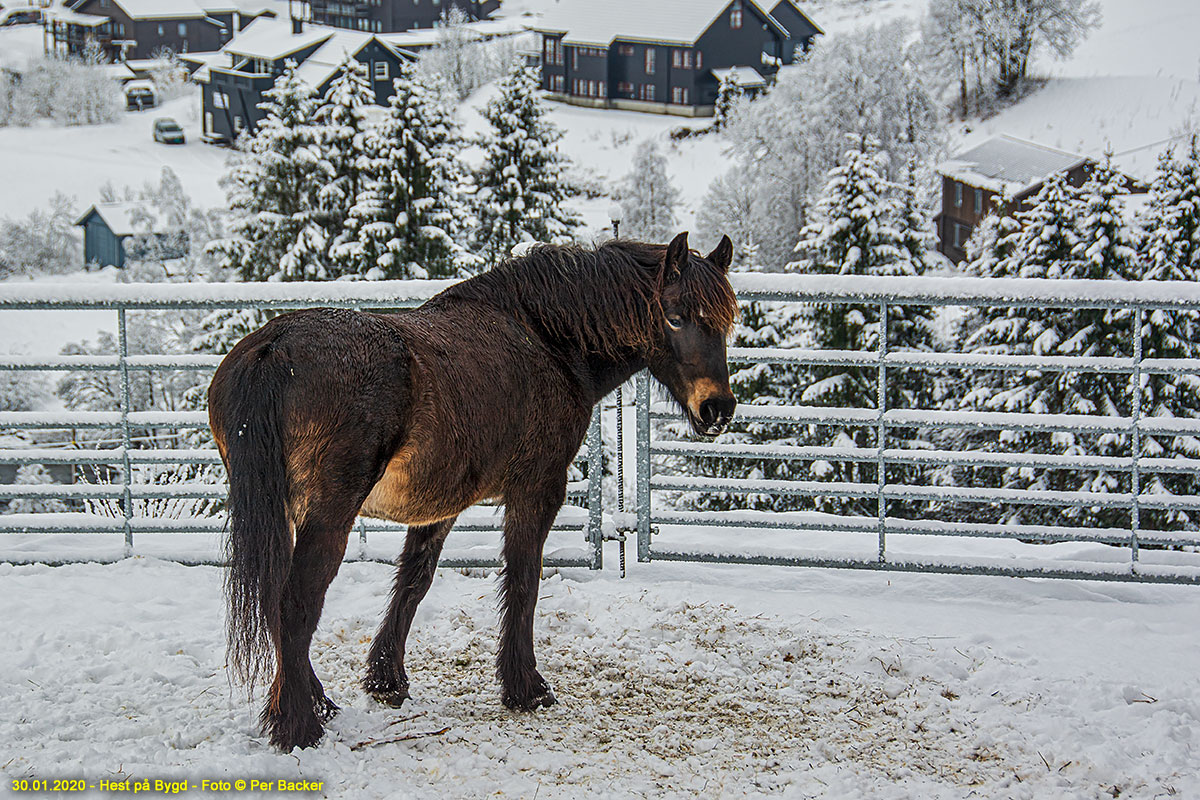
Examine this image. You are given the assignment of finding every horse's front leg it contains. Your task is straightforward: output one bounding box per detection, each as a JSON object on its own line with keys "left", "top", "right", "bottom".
{"left": 497, "top": 479, "right": 566, "bottom": 711}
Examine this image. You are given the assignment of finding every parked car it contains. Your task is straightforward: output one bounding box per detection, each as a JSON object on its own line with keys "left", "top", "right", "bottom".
{"left": 152, "top": 118, "right": 185, "bottom": 145}
{"left": 124, "top": 81, "right": 157, "bottom": 111}
{"left": 0, "top": 7, "right": 40, "bottom": 24}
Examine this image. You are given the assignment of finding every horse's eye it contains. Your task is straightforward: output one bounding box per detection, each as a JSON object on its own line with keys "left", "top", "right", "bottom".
{"left": 666, "top": 315, "right": 685, "bottom": 330}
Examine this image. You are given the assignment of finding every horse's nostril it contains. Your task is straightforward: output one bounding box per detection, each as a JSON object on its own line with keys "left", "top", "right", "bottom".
{"left": 699, "top": 399, "right": 720, "bottom": 425}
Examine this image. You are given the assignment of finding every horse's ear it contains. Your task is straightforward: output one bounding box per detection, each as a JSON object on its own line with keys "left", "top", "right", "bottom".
{"left": 664, "top": 232, "right": 689, "bottom": 282}
{"left": 706, "top": 235, "right": 733, "bottom": 273}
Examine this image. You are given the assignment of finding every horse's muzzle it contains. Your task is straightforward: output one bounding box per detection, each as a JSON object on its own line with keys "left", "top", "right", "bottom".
{"left": 695, "top": 395, "right": 737, "bottom": 437}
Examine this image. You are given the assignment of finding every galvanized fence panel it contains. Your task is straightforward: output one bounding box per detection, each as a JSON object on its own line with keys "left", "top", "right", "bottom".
{"left": 0, "top": 282, "right": 603, "bottom": 569}
{"left": 634, "top": 274, "right": 1200, "bottom": 586}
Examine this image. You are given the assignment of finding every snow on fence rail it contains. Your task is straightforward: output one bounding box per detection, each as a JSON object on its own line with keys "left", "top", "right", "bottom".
{"left": 4, "top": 276, "right": 1200, "bottom": 583}
{"left": 0, "top": 280, "right": 602, "bottom": 569}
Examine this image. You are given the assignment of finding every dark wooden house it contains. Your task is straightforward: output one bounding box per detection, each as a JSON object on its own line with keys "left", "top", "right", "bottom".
{"left": 76, "top": 202, "right": 189, "bottom": 269}
{"left": 45, "top": 0, "right": 273, "bottom": 62}
{"left": 194, "top": 18, "right": 413, "bottom": 143}
{"left": 303, "top": 0, "right": 497, "bottom": 34}
{"left": 936, "top": 135, "right": 1097, "bottom": 264}
{"left": 532, "top": 0, "right": 821, "bottom": 116}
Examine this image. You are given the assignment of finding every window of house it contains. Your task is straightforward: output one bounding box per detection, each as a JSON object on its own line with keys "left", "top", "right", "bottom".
{"left": 695, "top": 50, "right": 702, "bottom": 69}
{"left": 618, "top": 81, "right": 633, "bottom": 95}
{"left": 178, "top": 22, "right": 186, "bottom": 36}
{"left": 954, "top": 183, "right": 963, "bottom": 208}
{"left": 572, "top": 48, "right": 578, "bottom": 70}
{"left": 672, "top": 49, "right": 693, "bottom": 69}
{"left": 671, "top": 86, "right": 689, "bottom": 104}
{"left": 551, "top": 74, "right": 564, "bottom": 92}
{"left": 375, "top": 61, "right": 388, "bottom": 80}
{"left": 234, "top": 115, "right": 243, "bottom": 131}
{"left": 953, "top": 222, "right": 972, "bottom": 249}
{"left": 640, "top": 84, "right": 655, "bottom": 101}
{"left": 619, "top": 44, "right": 634, "bottom": 56}
{"left": 730, "top": 0, "right": 743, "bottom": 29}
{"left": 974, "top": 187, "right": 984, "bottom": 212}
{"left": 645, "top": 48, "right": 655, "bottom": 74}
{"left": 157, "top": 24, "right": 164, "bottom": 35}
{"left": 214, "top": 90, "right": 228, "bottom": 108}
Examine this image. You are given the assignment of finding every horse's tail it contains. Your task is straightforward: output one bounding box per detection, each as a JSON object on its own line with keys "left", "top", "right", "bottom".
{"left": 212, "top": 345, "right": 293, "bottom": 689}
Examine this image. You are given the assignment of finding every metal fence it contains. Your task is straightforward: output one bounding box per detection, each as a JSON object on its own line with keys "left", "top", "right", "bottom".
{"left": 632, "top": 274, "right": 1200, "bottom": 586}
{"left": 0, "top": 281, "right": 602, "bottom": 569}
{"left": 4, "top": 276, "right": 1200, "bottom": 584}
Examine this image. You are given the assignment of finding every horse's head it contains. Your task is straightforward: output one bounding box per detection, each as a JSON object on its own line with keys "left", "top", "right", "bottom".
{"left": 649, "top": 232, "right": 738, "bottom": 438}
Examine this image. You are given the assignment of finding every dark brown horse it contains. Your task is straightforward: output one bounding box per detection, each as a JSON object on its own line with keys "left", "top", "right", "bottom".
{"left": 208, "top": 232, "right": 738, "bottom": 751}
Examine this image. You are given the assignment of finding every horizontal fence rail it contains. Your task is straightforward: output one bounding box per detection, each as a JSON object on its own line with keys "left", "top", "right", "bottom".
{"left": 0, "top": 280, "right": 602, "bottom": 569}
{"left": 5, "top": 275, "right": 1200, "bottom": 584}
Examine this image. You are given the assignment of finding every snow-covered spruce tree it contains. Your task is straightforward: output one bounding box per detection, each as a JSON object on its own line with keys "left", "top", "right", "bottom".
{"left": 787, "top": 139, "right": 936, "bottom": 514}
{"left": 473, "top": 65, "right": 580, "bottom": 265}
{"left": 1134, "top": 141, "right": 1200, "bottom": 530}
{"left": 207, "top": 61, "right": 329, "bottom": 282}
{"left": 7, "top": 465, "right": 68, "bottom": 515}
{"left": 342, "top": 60, "right": 474, "bottom": 280}
{"left": 615, "top": 139, "right": 680, "bottom": 242}
{"left": 314, "top": 58, "right": 375, "bottom": 279}
{"left": 713, "top": 73, "right": 744, "bottom": 131}
{"left": 955, "top": 170, "right": 1129, "bottom": 528}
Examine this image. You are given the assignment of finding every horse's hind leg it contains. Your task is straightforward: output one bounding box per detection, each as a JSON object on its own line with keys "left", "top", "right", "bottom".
{"left": 264, "top": 504, "right": 357, "bottom": 750}
{"left": 363, "top": 516, "right": 456, "bottom": 706}
{"left": 498, "top": 482, "right": 565, "bottom": 711}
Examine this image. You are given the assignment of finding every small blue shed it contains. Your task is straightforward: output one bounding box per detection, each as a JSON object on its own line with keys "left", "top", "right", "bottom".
{"left": 75, "top": 202, "right": 189, "bottom": 269}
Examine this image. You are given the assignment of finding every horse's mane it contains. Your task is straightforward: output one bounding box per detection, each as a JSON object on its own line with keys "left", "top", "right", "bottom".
{"left": 442, "top": 240, "right": 737, "bottom": 357}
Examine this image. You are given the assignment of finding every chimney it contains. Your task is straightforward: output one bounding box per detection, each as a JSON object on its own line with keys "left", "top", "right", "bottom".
{"left": 291, "top": 15, "right": 303, "bottom": 34}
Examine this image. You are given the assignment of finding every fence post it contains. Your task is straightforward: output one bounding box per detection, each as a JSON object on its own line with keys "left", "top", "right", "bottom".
{"left": 876, "top": 302, "right": 888, "bottom": 563}
{"left": 587, "top": 404, "right": 603, "bottom": 569}
{"left": 636, "top": 369, "right": 651, "bottom": 562}
{"left": 1130, "top": 305, "right": 1143, "bottom": 568}
{"left": 117, "top": 307, "right": 133, "bottom": 556}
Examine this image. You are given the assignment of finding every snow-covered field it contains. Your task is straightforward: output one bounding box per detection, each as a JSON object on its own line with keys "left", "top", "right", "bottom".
{"left": 3, "top": 555, "right": 1199, "bottom": 798}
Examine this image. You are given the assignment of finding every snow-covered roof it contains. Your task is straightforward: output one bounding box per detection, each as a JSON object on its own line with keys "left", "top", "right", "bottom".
{"left": 938, "top": 134, "right": 1091, "bottom": 194}
{"left": 711, "top": 66, "right": 766, "bottom": 88}
{"left": 108, "top": 0, "right": 211, "bottom": 20}
{"left": 222, "top": 17, "right": 334, "bottom": 59}
{"left": 75, "top": 203, "right": 171, "bottom": 237}
{"left": 293, "top": 28, "right": 380, "bottom": 88}
{"left": 178, "top": 49, "right": 224, "bottom": 82}
{"left": 49, "top": 7, "right": 108, "bottom": 25}
{"left": 534, "top": 0, "right": 788, "bottom": 47}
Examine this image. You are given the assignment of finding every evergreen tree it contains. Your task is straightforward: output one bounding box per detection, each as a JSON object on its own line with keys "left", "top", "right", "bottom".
{"left": 1006, "top": 170, "right": 1080, "bottom": 279}
{"left": 474, "top": 65, "right": 580, "bottom": 264}
{"left": 713, "top": 73, "right": 744, "bottom": 131}
{"left": 315, "top": 58, "right": 375, "bottom": 279}
{"left": 955, "top": 170, "right": 1131, "bottom": 527}
{"left": 1134, "top": 141, "right": 1200, "bottom": 529}
{"left": 341, "top": 60, "right": 473, "bottom": 279}
{"left": 207, "top": 61, "right": 329, "bottom": 281}
{"left": 615, "top": 139, "right": 680, "bottom": 242}
{"left": 787, "top": 139, "right": 936, "bottom": 512}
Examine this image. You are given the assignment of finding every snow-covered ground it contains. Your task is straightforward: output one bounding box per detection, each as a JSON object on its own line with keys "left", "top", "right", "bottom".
{"left": 2, "top": 555, "right": 1198, "bottom": 798}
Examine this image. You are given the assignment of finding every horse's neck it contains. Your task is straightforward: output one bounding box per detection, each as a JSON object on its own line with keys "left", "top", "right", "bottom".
{"left": 581, "top": 352, "right": 647, "bottom": 405}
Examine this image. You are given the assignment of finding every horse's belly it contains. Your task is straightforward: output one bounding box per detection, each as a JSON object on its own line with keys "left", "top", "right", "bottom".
{"left": 358, "top": 449, "right": 495, "bottom": 526}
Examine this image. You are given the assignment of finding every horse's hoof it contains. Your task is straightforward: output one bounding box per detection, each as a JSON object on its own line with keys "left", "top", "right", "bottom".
{"left": 266, "top": 715, "right": 325, "bottom": 752}
{"left": 367, "top": 686, "right": 411, "bottom": 708}
{"left": 502, "top": 687, "right": 557, "bottom": 711}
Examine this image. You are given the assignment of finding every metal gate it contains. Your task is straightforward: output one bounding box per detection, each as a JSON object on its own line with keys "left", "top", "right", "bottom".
{"left": 632, "top": 274, "right": 1200, "bottom": 585}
